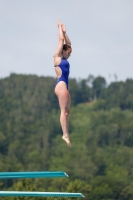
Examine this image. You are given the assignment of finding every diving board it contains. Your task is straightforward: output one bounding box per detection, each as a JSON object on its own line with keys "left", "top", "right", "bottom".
{"left": 0, "top": 191, "right": 84, "bottom": 197}
{"left": 0, "top": 171, "right": 69, "bottom": 179}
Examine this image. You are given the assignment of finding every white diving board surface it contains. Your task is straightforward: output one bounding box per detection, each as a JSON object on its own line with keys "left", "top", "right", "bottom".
{"left": 0, "top": 191, "right": 85, "bottom": 197}
{"left": 0, "top": 171, "right": 69, "bottom": 179}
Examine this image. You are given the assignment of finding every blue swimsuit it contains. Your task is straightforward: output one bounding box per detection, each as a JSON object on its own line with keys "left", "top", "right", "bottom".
{"left": 55, "top": 58, "right": 70, "bottom": 89}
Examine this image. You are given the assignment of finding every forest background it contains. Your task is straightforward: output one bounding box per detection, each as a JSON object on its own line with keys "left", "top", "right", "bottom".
{"left": 0, "top": 73, "right": 133, "bottom": 200}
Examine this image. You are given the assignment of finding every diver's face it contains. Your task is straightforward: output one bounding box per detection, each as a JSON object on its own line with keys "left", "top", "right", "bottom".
{"left": 62, "top": 48, "right": 72, "bottom": 59}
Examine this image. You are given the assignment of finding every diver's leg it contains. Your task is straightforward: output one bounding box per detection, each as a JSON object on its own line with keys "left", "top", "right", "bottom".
{"left": 55, "top": 83, "right": 71, "bottom": 146}
{"left": 59, "top": 90, "right": 71, "bottom": 146}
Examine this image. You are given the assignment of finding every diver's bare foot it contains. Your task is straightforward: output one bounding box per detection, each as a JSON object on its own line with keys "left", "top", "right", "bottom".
{"left": 62, "top": 135, "right": 71, "bottom": 147}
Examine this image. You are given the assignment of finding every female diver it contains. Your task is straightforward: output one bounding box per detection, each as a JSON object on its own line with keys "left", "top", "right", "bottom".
{"left": 54, "top": 20, "right": 72, "bottom": 147}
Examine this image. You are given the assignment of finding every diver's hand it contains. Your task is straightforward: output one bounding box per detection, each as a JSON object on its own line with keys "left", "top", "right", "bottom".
{"left": 61, "top": 24, "right": 66, "bottom": 34}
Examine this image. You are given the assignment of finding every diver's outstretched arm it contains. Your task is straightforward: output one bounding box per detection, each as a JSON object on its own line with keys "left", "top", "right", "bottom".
{"left": 61, "top": 24, "right": 71, "bottom": 47}
{"left": 54, "top": 20, "right": 64, "bottom": 58}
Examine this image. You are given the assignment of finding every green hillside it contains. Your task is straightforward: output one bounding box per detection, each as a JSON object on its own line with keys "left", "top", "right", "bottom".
{"left": 0, "top": 74, "right": 133, "bottom": 200}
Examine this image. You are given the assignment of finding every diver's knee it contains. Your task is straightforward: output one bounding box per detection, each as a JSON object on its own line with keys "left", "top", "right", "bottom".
{"left": 65, "top": 110, "right": 70, "bottom": 115}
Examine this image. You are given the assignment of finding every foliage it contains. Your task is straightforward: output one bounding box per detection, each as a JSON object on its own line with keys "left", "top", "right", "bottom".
{"left": 0, "top": 74, "right": 133, "bottom": 199}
